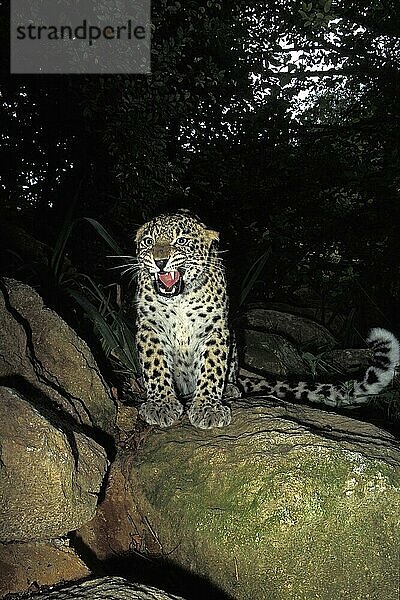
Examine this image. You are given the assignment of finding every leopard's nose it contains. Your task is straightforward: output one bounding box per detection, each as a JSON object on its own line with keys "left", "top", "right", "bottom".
{"left": 155, "top": 258, "right": 168, "bottom": 272}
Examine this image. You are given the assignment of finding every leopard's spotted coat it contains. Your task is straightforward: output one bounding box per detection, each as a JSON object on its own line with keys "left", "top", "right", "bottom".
{"left": 134, "top": 210, "right": 399, "bottom": 429}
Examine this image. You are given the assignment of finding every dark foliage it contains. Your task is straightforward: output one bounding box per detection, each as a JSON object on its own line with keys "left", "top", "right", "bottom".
{"left": 1, "top": 1, "right": 399, "bottom": 347}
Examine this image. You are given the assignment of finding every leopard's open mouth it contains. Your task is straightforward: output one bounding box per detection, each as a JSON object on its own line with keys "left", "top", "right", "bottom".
{"left": 154, "top": 270, "right": 184, "bottom": 297}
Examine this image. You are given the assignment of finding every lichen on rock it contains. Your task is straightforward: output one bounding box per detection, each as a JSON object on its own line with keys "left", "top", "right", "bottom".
{"left": 130, "top": 399, "right": 400, "bottom": 600}
{"left": 0, "top": 387, "right": 108, "bottom": 543}
{"left": 0, "top": 278, "right": 117, "bottom": 434}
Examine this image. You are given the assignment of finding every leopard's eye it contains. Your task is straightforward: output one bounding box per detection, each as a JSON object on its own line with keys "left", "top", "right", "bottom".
{"left": 141, "top": 236, "right": 154, "bottom": 248}
{"left": 175, "top": 236, "right": 189, "bottom": 246}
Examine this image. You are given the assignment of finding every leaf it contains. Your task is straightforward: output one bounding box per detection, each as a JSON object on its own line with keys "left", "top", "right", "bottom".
{"left": 280, "top": 72, "right": 293, "bottom": 86}
{"left": 50, "top": 220, "right": 75, "bottom": 283}
{"left": 50, "top": 186, "right": 81, "bottom": 282}
{"left": 68, "top": 286, "right": 140, "bottom": 374}
{"left": 80, "top": 217, "right": 124, "bottom": 255}
{"left": 240, "top": 248, "right": 271, "bottom": 306}
{"left": 68, "top": 288, "right": 120, "bottom": 349}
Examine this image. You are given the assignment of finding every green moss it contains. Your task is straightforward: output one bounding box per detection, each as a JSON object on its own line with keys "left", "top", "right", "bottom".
{"left": 132, "top": 416, "right": 400, "bottom": 600}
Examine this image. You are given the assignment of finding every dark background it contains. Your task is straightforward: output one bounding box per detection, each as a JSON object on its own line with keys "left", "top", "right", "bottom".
{"left": 1, "top": 0, "right": 399, "bottom": 374}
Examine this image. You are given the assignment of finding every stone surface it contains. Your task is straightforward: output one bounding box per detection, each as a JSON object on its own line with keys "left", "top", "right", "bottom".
{"left": 32, "top": 577, "right": 187, "bottom": 600}
{"left": 241, "top": 330, "right": 307, "bottom": 376}
{"left": 240, "top": 308, "right": 336, "bottom": 349}
{"left": 0, "top": 278, "right": 116, "bottom": 435}
{"left": 0, "top": 541, "right": 90, "bottom": 597}
{"left": 266, "top": 302, "right": 346, "bottom": 337}
{"left": 130, "top": 399, "right": 400, "bottom": 600}
{"left": 76, "top": 460, "right": 145, "bottom": 561}
{"left": 319, "top": 348, "right": 370, "bottom": 374}
{"left": 0, "top": 387, "right": 108, "bottom": 542}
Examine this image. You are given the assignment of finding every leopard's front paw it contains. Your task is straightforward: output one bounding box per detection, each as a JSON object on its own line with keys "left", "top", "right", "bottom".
{"left": 139, "top": 399, "right": 184, "bottom": 427}
{"left": 187, "top": 401, "right": 231, "bottom": 429}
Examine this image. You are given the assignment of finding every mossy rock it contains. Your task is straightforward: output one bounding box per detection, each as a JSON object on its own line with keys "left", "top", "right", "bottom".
{"left": 131, "top": 399, "right": 400, "bottom": 600}
{"left": 0, "top": 278, "right": 116, "bottom": 435}
{"left": 0, "top": 387, "right": 108, "bottom": 542}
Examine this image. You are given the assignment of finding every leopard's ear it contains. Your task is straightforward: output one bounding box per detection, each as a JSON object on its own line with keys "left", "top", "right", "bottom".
{"left": 135, "top": 223, "right": 147, "bottom": 243}
{"left": 205, "top": 229, "right": 219, "bottom": 244}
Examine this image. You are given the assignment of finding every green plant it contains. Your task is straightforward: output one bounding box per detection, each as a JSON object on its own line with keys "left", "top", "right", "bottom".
{"left": 68, "top": 278, "right": 140, "bottom": 376}
{"left": 239, "top": 247, "right": 271, "bottom": 306}
{"left": 301, "top": 350, "right": 345, "bottom": 379}
{"left": 46, "top": 211, "right": 140, "bottom": 378}
{"left": 369, "top": 389, "right": 400, "bottom": 421}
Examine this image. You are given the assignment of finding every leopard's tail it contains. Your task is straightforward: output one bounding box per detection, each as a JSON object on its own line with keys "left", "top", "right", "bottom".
{"left": 354, "top": 328, "right": 400, "bottom": 397}
{"left": 238, "top": 327, "right": 399, "bottom": 407}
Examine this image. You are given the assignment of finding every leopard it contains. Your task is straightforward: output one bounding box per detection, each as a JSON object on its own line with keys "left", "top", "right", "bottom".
{"left": 132, "top": 209, "right": 399, "bottom": 430}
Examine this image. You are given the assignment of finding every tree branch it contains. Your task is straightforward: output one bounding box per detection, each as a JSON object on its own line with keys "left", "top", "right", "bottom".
{"left": 264, "top": 69, "right": 353, "bottom": 80}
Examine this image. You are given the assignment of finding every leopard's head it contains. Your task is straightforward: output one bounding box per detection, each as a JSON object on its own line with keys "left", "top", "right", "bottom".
{"left": 135, "top": 210, "right": 220, "bottom": 298}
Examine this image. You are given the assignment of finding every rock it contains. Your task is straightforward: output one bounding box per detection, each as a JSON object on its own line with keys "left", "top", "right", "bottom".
{"left": 116, "top": 403, "right": 140, "bottom": 445}
{"left": 0, "top": 541, "right": 90, "bottom": 596}
{"left": 0, "top": 278, "right": 116, "bottom": 435}
{"left": 318, "top": 348, "right": 370, "bottom": 375}
{"left": 130, "top": 399, "right": 400, "bottom": 600}
{"left": 0, "top": 387, "right": 108, "bottom": 542}
{"left": 76, "top": 460, "right": 145, "bottom": 561}
{"left": 267, "top": 302, "right": 346, "bottom": 337}
{"left": 29, "top": 577, "right": 187, "bottom": 600}
{"left": 240, "top": 308, "right": 336, "bottom": 349}
{"left": 241, "top": 330, "right": 307, "bottom": 376}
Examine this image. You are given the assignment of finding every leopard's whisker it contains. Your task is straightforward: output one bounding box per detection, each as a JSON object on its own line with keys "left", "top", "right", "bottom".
{"left": 108, "top": 255, "right": 138, "bottom": 261}
{"left": 109, "top": 263, "right": 140, "bottom": 272}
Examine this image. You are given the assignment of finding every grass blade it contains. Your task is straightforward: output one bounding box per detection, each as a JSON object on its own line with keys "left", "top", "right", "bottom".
{"left": 240, "top": 247, "right": 271, "bottom": 306}
{"left": 80, "top": 217, "right": 124, "bottom": 255}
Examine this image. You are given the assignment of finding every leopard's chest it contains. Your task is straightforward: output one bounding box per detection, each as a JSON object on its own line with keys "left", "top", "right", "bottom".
{"left": 158, "top": 301, "right": 225, "bottom": 396}
{"left": 137, "top": 277, "right": 228, "bottom": 363}
{"left": 136, "top": 280, "right": 229, "bottom": 398}
{"left": 157, "top": 302, "right": 216, "bottom": 355}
